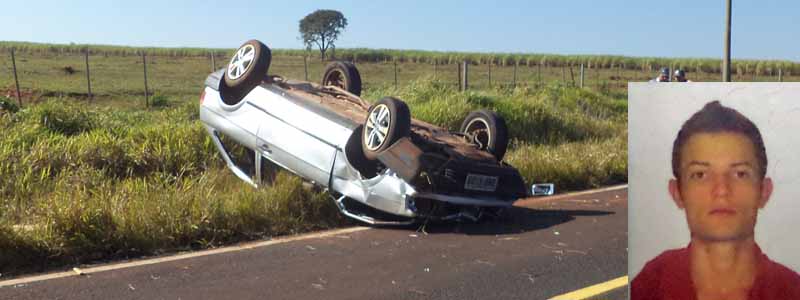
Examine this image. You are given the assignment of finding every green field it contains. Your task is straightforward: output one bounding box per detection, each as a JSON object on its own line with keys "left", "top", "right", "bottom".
{"left": 1, "top": 42, "right": 633, "bottom": 276}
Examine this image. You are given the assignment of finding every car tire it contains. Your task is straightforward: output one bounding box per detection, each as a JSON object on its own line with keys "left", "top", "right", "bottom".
{"left": 322, "top": 61, "right": 362, "bottom": 96}
{"left": 221, "top": 39, "right": 271, "bottom": 106}
{"left": 460, "top": 109, "right": 509, "bottom": 161}
{"left": 362, "top": 97, "right": 411, "bottom": 160}
{"left": 345, "top": 125, "right": 380, "bottom": 178}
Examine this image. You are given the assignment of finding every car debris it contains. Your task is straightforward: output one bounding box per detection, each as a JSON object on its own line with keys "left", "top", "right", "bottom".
{"left": 532, "top": 183, "right": 555, "bottom": 196}
{"left": 200, "top": 39, "right": 545, "bottom": 224}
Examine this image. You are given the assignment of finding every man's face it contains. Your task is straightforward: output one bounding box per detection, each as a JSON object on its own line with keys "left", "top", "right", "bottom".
{"left": 669, "top": 132, "right": 772, "bottom": 242}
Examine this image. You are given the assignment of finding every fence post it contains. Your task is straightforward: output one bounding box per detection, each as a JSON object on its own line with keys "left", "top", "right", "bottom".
{"left": 779, "top": 69, "right": 783, "bottom": 82}
{"left": 458, "top": 63, "right": 462, "bottom": 90}
{"left": 461, "top": 61, "right": 469, "bottom": 91}
{"left": 537, "top": 62, "right": 542, "bottom": 86}
{"left": 85, "top": 49, "right": 92, "bottom": 101}
{"left": 433, "top": 61, "right": 437, "bottom": 79}
{"left": 211, "top": 52, "right": 216, "bottom": 71}
{"left": 513, "top": 61, "right": 518, "bottom": 88}
{"left": 142, "top": 52, "right": 149, "bottom": 108}
{"left": 304, "top": 55, "right": 308, "bottom": 81}
{"left": 393, "top": 59, "right": 398, "bottom": 89}
{"left": 580, "top": 64, "right": 585, "bottom": 88}
{"left": 488, "top": 62, "right": 492, "bottom": 88}
{"left": 569, "top": 65, "right": 575, "bottom": 87}
{"left": 10, "top": 48, "right": 22, "bottom": 107}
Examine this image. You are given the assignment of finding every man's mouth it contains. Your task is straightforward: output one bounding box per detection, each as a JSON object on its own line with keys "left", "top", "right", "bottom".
{"left": 709, "top": 208, "right": 737, "bottom": 215}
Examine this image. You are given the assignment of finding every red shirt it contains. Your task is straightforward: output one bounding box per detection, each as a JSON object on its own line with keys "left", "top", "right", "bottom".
{"left": 631, "top": 244, "right": 800, "bottom": 300}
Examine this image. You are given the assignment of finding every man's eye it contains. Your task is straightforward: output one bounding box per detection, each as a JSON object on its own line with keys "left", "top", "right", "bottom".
{"left": 735, "top": 170, "right": 751, "bottom": 178}
{"left": 689, "top": 171, "right": 706, "bottom": 179}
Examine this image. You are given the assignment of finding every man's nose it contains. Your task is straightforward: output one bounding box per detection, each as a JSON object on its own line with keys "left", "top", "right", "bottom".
{"left": 711, "top": 173, "right": 731, "bottom": 198}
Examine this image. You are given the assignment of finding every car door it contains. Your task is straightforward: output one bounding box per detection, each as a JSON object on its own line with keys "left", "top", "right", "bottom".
{"left": 253, "top": 98, "right": 338, "bottom": 187}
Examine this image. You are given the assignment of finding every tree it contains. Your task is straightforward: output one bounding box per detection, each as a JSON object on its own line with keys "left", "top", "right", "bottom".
{"left": 299, "top": 9, "right": 348, "bottom": 61}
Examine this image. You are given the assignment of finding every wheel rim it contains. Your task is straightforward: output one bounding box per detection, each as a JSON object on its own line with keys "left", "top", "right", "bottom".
{"left": 227, "top": 44, "right": 256, "bottom": 80}
{"left": 325, "top": 70, "right": 346, "bottom": 89}
{"left": 364, "top": 104, "right": 391, "bottom": 151}
{"left": 465, "top": 119, "right": 492, "bottom": 150}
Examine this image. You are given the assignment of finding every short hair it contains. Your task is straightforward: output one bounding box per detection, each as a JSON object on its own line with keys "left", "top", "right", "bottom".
{"left": 671, "top": 101, "right": 767, "bottom": 180}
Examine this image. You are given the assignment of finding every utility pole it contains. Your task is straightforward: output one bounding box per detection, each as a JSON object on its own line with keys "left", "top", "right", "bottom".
{"left": 723, "top": 0, "right": 732, "bottom": 82}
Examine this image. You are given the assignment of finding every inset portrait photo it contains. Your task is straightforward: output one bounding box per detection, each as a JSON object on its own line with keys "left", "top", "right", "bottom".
{"left": 628, "top": 83, "right": 800, "bottom": 299}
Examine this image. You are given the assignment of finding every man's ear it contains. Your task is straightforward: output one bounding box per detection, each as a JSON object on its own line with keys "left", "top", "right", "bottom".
{"left": 669, "top": 178, "right": 685, "bottom": 209}
{"left": 758, "top": 177, "right": 773, "bottom": 209}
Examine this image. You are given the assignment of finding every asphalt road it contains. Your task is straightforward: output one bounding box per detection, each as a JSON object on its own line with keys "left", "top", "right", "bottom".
{"left": 0, "top": 186, "right": 628, "bottom": 300}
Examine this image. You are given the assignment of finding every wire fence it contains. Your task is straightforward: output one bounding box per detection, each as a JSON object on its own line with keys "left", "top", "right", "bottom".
{"left": 2, "top": 49, "right": 798, "bottom": 108}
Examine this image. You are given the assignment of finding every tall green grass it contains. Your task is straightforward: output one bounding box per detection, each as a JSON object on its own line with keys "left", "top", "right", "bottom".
{"left": 0, "top": 97, "right": 345, "bottom": 275}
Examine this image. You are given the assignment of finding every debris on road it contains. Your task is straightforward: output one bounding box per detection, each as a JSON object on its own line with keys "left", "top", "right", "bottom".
{"left": 128, "top": 283, "right": 135, "bottom": 291}
{"left": 475, "top": 260, "right": 496, "bottom": 267}
{"left": 73, "top": 268, "right": 85, "bottom": 276}
{"left": 409, "top": 288, "right": 427, "bottom": 295}
{"left": 305, "top": 245, "right": 316, "bottom": 251}
{"left": 312, "top": 278, "right": 327, "bottom": 290}
{"left": 521, "top": 273, "right": 536, "bottom": 284}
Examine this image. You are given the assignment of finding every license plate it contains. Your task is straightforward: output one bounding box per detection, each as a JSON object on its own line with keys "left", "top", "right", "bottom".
{"left": 464, "top": 173, "right": 498, "bottom": 192}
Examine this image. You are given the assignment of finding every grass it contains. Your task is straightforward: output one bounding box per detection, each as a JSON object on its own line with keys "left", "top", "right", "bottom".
{"left": 0, "top": 97, "right": 345, "bottom": 275}
{"left": 0, "top": 46, "right": 628, "bottom": 277}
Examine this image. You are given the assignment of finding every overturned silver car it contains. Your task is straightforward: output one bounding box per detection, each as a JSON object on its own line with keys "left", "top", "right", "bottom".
{"left": 199, "top": 40, "right": 534, "bottom": 224}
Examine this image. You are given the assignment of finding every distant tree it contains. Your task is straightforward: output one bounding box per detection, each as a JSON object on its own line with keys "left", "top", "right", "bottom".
{"left": 299, "top": 9, "right": 348, "bottom": 60}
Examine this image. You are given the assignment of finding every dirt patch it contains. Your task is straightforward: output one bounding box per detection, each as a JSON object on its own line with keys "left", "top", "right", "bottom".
{"left": 2, "top": 86, "right": 39, "bottom": 104}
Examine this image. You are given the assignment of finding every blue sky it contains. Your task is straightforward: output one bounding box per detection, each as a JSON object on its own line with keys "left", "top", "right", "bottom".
{"left": 2, "top": 0, "right": 798, "bottom": 61}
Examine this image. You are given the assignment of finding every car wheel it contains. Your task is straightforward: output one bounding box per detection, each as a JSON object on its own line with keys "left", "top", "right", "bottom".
{"left": 460, "top": 109, "right": 509, "bottom": 161}
{"left": 322, "top": 61, "right": 362, "bottom": 96}
{"left": 221, "top": 39, "right": 271, "bottom": 106}
{"left": 362, "top": 97, "right": 411, "bottom": 160}
{"left": 345, "top": 125, "right": 379, "bottom": 178}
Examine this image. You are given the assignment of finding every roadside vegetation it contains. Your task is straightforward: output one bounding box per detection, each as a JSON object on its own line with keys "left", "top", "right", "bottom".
{"left": 0, "top": 96, "right": 344, "bottom": 275}
{"left": 1, "top": 45, "right": 624, "bottom": 276}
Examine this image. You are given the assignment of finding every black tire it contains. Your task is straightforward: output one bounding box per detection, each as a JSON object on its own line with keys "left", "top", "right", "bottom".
{"left": 362, "top": 97, "right": 411, "bottom": 160}
{"left": 460, "top": 109, "right": 509, "bottom": 161}
{"left": 221, "top": 40, "right": 271, "bottom": 105}
{"left": 345, "top": 125, "right": 379, "bottom": 178}
{"left": 322, "top": 61, "right": 362, "bottom": 96}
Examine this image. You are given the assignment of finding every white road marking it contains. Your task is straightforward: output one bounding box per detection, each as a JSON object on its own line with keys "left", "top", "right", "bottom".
{"left": 0, "top": 227, "right": 370, "bottom": 288}
{"left": 514, "top": 184, "right": 627, "bottom": 207}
